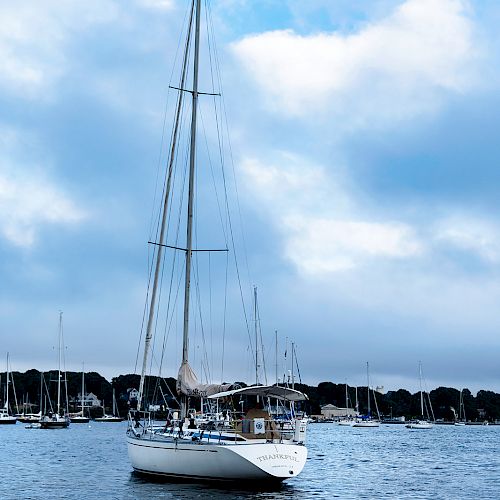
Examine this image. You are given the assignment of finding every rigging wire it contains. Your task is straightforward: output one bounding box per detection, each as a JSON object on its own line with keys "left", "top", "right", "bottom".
{"left": 204, "top": 0, "right": 254, "bottom": 366}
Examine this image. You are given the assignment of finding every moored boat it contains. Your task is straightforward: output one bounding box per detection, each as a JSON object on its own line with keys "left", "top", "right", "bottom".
{"left": 40, "top": 313, "right": 70, "bottom": 429}
{"left": 126, "top": 0, "right": 308, "bottom": 481}
{"left": 405, "top": 362, "right": 433, "bottom": 430}
{"left": 0, "top": 354, "right": 17, "bottom": 425}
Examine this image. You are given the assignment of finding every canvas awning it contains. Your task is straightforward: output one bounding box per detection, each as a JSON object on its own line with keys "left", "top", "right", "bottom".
{"left": 208, "top": 384, "right": 308, "bottom": 402}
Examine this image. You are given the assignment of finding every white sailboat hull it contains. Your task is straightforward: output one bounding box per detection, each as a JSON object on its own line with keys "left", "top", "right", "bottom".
{"left": 352, "top": 420, "right": 380, "bottom": 427}
{"left": 127, "top": 434, "right": 307, "bottom": 481}
{"left": 0, "top": 416, "right": 17, "bottom": 425}
{"left": 338, "top": 419, "right": 354, "bottom": 426}
{"left": 406, "top": 420, "right": 433, "bottom": 429}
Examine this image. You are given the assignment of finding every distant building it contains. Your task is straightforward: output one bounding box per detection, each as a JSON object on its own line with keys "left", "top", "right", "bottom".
{"left": 127, "top": 388, "right": 139, "bottom": 401}
{"left": 71, "top": 392, "right": 101, "bottom": 407}
{"left": 374, "top": 386, "right": 385, "bottom": 394}
{"left": 320, "top": 404, "right": 357, "bottom": 419}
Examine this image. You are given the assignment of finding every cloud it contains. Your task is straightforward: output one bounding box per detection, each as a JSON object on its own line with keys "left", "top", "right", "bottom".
{"left": 241, "top": 153, "right": 500, "bottom": 275}
{"left": 136, "top": 0, "right": 175, "bottom": 10}
{"left": 284, "top": 215, "right": 423, "bottom": 273}
{"left": 434, "top": 215, "right": 500, "bottom": 263}
{"left": 231, "top": 0, "right": 479, "bottom": 125}
{"left": 0, "top": 1, "right": 119, "bottom": 99}
{"left": 0, "top": 127, "right": 86, "bottom": 247}
{"left": 241, "top": 153, "right": 423, "bottom": 273}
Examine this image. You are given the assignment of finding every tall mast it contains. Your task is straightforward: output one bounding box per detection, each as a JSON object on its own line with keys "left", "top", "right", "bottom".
{"left": 291, "top": 342, "right": 295, "bottom": 389}
{"left": 366, "top": 362, "right": 370, "bottom": 416}
{"left": 5, "top": 353, "right": 9, "bottom": 412}
{"left": 180, "top": 0, "right": 201, "bottom": 418}
{"left": 81, "top": 362, "right": 85, "bottom": 415}
{"left": 57, "top": 312, "right": 62, "bottom": 416}
{"left": 40, "top": 372, "right": 43, "bottom": 415}
{"left": 137, "top": 1, "right": 195, "bottom": 412}
{"left": 419, "top": 361, "right": 424, "bottom": 417}
{"left": 254, "top": 286, "right": 258, "bottom": 385}
{"left": 275, "top": 330, "right": 278, "bottom": 386}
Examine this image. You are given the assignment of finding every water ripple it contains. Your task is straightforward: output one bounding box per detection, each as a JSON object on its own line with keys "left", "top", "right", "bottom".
{"left": 0, "top": 422, "right": 498, "bottom": 499}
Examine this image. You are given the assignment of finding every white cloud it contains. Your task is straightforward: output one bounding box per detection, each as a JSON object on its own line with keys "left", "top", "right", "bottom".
{"left": 0, "top": 127, "right": 86, "bottom": 247}
{"left": 241, "top": 153, "right": 423, "bottom": 273}
{"left": 0, "top": 1, "right": 119, "bottom": 99}
{"left": 284, "top": 215, "right": 423, "bottom": 273}
{"left": 136, "top": 0, "right": 175, "bottom": 10}
{"left": 231, "top": 0, "right": 479, "bottom": 125}
{"left": 0, "top": 173, "right": 85, "bottom": 247}
{"left": 434, "top": 216, "right": 500, "bottom": 263}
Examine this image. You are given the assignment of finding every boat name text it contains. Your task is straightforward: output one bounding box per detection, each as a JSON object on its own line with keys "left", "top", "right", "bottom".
{"left": 256, "top": 454, "right": 299, "bottom": 463}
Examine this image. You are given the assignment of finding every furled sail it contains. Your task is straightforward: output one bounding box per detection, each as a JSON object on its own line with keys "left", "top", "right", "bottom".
{"left": 176, "top": 362, "right": 231, "bottom": 398}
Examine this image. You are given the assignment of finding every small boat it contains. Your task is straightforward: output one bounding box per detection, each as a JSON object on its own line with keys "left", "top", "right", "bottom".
{"left": 406, "top": 419, "right": 433, "bottom": 429}
{"left": 71, "top": 415, "right": 90, "bottom": 423}
{"left": 405, "top": 362, "right": 433, "bottom": 430}
{"left": 352, "top": 420, "right": 380, "bottom": 428}
{"left": 0, "top": 407, "right": 17, "bottom": 425}
{"left": 17, "top": 412, "right": 41, "bottom": 424}
{"left": 95, "top": 389, "right": 123, "bottom": 422}
{"left": 39, "top": 313, "right": 70, "bottom": 429}
{"left": 71, "top": 363, "right": 90, "bottom": 423}
{"left": 338, "top": 419, "right": 354, "bottom": 426}
{"left": 0, "top": 353, "right": 17, "bottom": 425}
{"left": 40, "top": 412, "right": 70, "bottom": 429}
{"left": 25, "top": 423, "right": 41, "bottom": 429}
{"left": 454, "top": 389, "right": 466, "bottom": 426}
{"left": 352, "top": 363, "right": 380, "bottom": 427}
{"left": 338, "top": 382, "right": 356, "bottom": 426}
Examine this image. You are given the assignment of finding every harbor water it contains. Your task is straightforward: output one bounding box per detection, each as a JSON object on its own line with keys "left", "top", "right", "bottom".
{"left": 1, "top": 422, "right": 498, "bottom": 499}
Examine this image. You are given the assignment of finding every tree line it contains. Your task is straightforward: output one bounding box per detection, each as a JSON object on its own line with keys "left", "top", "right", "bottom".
{"left": 2, "top": 370, "right": 499, "bottom": 421}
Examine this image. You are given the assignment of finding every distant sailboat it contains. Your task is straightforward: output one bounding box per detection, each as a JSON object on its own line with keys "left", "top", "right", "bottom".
{"left": 40, "top": 313, "right": 70, "bottom": 429}
{"left": 71, "top": 363, "right": 90, "bottom": 423}
{"left": 19, "top": 372, "right": 43, "bottom": 424}
{"left": 406, "top": 362, "right": 433, "bottom": 429}
{"left": 352, "top": 363, "right": 380, "bottom": 427}
{"left": 0, "top": 353, "right": 17, "bottom": 425}
{"left": 338, "top": 382, "right": 355, "bottom": 426}
{"left": 454, "top": 389, "right": 466, "bottom": 426}
{"left": 95, "top": 388, "right": 123, "bottom": 422}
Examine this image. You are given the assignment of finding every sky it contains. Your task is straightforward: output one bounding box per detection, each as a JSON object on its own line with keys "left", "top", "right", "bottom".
{"left": 1, "top": 0, "right": 500, "bottom": 395}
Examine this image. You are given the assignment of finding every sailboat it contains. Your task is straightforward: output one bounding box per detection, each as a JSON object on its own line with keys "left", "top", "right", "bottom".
{"left": 40, "top": 313, "right": 70, "bottom": 429}
{"left": 406, "top": 362, "right": 433, "bottom": 429}
{"left": 126, "top": 0, "right": 308, "bottom": 482}
{"left": 18, "top": 373, "right": 43, "bottom": 424}
{"left": 454, "top": 389, "right": 466, "bottom": 426}
{"left": 338, "top": 382, "right": 354, "bottom": 426}
{"left": 95, "top": 388, "right": 123, "bottom": 422}
{"left": 352, "top": 363, "right": 380, "bottom": 427}
{"left": 71, "top": 363, "right": 90, "bottom": 423}
{"left": 0, "top": 353, "right": 17, "bottom": 425}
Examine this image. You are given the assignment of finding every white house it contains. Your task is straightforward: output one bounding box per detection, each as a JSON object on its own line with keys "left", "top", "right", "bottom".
{"left": 320, "top": 404, "right": 357, "bottom": 419}
{"left": 73, "top": 392, "right": 101, "bottom": 407}
{"left": 127, "top": 388, "right": 139, "bottom": 401}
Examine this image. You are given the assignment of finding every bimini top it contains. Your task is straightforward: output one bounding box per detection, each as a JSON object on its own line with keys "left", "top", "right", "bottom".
{"left": 208, "top": 384, "right": 308, "bottom": 402}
